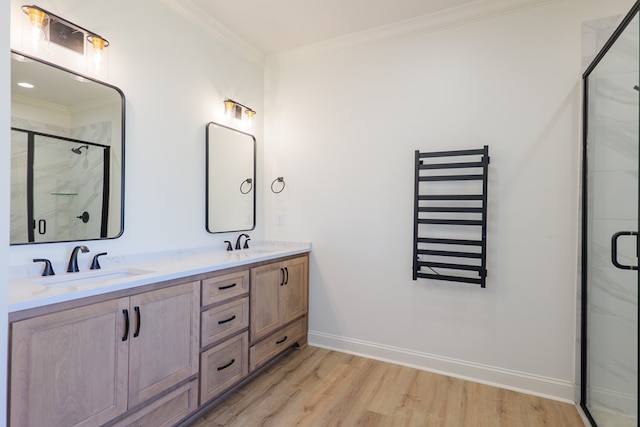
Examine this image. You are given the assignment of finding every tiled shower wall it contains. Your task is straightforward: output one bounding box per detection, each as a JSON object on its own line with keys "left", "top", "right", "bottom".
{"left": 10, "top": 118, "right": 111, "bottom": 243}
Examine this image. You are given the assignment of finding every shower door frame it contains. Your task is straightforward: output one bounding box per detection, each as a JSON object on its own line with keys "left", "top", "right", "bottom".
{"left": 11, "top": 128, "right": 111, "bottom": 243}
{"left": 581, "top": 2, "right": 640, "bottom": 426}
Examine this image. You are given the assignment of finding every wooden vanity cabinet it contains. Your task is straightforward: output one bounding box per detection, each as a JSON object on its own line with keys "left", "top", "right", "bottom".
{"left": 8, "top": 252, "right": 310, "bottom": 427}
{"left": 249, "top": 255, "right": 308, "bottom": 371}
{"left": 9, "top": 280, "right": 200, "bottom": 427}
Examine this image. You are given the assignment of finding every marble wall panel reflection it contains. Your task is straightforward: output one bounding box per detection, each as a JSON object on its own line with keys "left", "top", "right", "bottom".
{"left": 10, "top": 130, "right": 27, "bottom": 244}
{"left": 10, "top": 118, "right": 110, "bottom": 243}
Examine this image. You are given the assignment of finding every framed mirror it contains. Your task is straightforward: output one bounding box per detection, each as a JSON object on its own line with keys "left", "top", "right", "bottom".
{"left": 206, "top": 122, "right": 255, "bottom": 233}
{"left": 10, "top": 51, "right": 124, "bottom": 244}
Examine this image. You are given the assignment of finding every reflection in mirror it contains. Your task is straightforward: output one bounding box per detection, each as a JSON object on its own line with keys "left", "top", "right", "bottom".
{"left": 10, "top": 51, "right": 124, "bottom": 244}
{"left": 11, "top": 129, "right": 110, "bottom": 242}
{"left": 206, "top": 122, "right": 255, "bottom": 234}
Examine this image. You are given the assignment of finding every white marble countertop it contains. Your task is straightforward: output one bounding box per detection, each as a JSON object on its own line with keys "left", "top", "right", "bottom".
{"left": 9, "top": 241, "right": 311, "bottom": 313}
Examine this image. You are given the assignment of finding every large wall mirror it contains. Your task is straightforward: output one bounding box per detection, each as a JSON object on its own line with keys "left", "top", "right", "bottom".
{"left": 206, "top": 122, "right": 255, "bottom": 234}
{"left": 10, "top": 51, "right": 124, "bottom": 244}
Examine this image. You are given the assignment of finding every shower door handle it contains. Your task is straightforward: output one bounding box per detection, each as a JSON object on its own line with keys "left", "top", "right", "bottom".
{"left": 611, "top": 231, "right": 638, "bottom": 270}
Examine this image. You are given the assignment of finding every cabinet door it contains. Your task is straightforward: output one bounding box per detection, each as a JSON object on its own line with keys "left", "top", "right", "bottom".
{"left": 250, "top": 262, "right": 282, "bottom": 342}
{"left": 128, "top": 281, "right": 200, "bottom": 407}
{"left": 10, "top": 298, "right": 129, "bottom": 427}
{"left": 281, "top": 256, "right": 308, "bottom": 325}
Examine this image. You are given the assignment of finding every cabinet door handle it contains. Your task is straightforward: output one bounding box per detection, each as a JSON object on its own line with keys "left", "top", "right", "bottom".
{"left": 122, "top": 309, "right": 129, "bottom": 341}
{"left": 276, "top": 335, "right": 288, "bottom": 345}
{"left": 218, "top": 283, "right": 237, "bottom": 290}
{"left": 218, "top": 315, "right": 236, "bottom": 325}
{"left": 133, "top": 306, "right": 141, "bottom": 337}
{"left": 217, "top": 358, "right": 236, "bottom": 371}
{"left": 280, "top": 268, "right": 285, "bottom": 286}
{"left": 284, "top": 267, "right": 289, "bottom": 285}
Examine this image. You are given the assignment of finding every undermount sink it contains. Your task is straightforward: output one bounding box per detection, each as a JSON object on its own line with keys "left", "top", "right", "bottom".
{"left": 35, "top": 268, "right": 156, "bottom": 287}
{"left": 243, "top": 246, "right": 282, "bottom": 254}
{"left": 232, "top": 248, "right": 278, "bottom": 258}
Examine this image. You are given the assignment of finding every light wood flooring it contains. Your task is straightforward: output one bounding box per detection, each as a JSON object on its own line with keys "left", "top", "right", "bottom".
{"left": 191, "top": 346, "right": 584, "bottom": 427}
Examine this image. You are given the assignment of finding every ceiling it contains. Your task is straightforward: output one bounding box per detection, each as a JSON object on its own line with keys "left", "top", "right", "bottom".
{"left": 11, "top": 53, "right": 119, "bottom": 109}
{"left": 188, "top": 0, "right": 480, "bottom": 55}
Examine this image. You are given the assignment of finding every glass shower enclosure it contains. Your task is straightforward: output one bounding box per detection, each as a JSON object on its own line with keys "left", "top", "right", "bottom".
{"left": 582, "top": 2, "right": 639, "bottom": 426}
{"left": 10, "top": 129, "right": 110, "bottom": 244}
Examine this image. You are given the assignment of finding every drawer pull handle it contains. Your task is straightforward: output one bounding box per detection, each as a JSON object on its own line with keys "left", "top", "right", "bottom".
{"left": 217, "top": 358, "right": 236, "bottom": 371}
{"left": 133, "top": 306, "right": 141, "bottom": 337}
{"left": 122, "top": 309, "right": 129, "bottom": 341}
{"left": 218, "top": 283, "right": 237, "bottom": 291}
{"left": 218, "top": 315, "right": 237, "bottom": 325}
{"left": 276, "top": 335, "right": 288, "bottom": 345}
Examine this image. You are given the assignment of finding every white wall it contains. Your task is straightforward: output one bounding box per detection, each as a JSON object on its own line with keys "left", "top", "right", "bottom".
{"left": 8, "top": 0, "right": 265, "bottom": 268}
{"left": 263, "top": 0, "right": 635, "bottom": 400}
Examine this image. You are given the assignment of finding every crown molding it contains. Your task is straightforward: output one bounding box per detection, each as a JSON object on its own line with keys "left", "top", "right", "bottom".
{"left": 161, "top": 0, "right": 265, "bottom": 66}
{"left": 267, "top": 0, "right": 558, "bottom": 65}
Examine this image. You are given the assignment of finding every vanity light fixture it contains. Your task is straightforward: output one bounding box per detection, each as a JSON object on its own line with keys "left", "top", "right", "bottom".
{"left": 21, "top": 5, "right": 110, "bottom": 76}
{"left": 86, "top": 34, "right": 110, "bottom": 76}
{"left": 223, "top": 98, "right": 256, "bottom": 130}
{"left": 244, "top": 108, "right": 256, "bottom": 129}
{"left": 224, "top": 99, "right": 237, "bottom": 120}
{"left": 21, "top": 6, "right": 47, "bottom": 51}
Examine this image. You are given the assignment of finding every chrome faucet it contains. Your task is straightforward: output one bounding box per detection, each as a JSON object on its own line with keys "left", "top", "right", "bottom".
{"left": 67, "top": 245, "right": 90, "bottom": 273}
{"left": 235, "top": 234, "right": 250, "bottom": 250}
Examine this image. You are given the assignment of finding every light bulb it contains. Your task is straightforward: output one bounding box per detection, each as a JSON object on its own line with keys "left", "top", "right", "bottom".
{"left": 93, "top": 49, "right": 102, "bottom": 70}
{"left": 245, "top": 109, "right": 255, "bottom": 129}
{"left": 22, "top": 6, "right": 47, "bottom": 52}
{"left": 31, "top": 25, "right": 45, "bottom": 46}
{"left": 86, "top": 35, "right": 109, "bottom": 76}
{"left": 224, "top": 100, "right": 235, "bottom": 121}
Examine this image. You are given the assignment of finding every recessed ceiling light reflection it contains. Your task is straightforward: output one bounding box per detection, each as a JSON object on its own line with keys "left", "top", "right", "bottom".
{"left": 17, "top": 82, "right": 34, "bottom": 89}
{"left": 11, "top": 53, "right": 33, "bottom": 62}
{"left": 70, "top": 74, "right": 89, "bottom": 83}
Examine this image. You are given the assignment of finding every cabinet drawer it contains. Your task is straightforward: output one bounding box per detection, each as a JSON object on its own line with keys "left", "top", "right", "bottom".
{"left": 202, "top": 270, "right": 249, "bottom": 306}
{"left": 249, "top": 318, "right": 306, "bottom": 372}
{"left": 201, "top": 297, "right": 249, "bottom": 347}
{"left": 200, "top": 332, "right": 248, "bottom": 404}
{"left": 109, "top": 379, "right": 198, "bottom": 427}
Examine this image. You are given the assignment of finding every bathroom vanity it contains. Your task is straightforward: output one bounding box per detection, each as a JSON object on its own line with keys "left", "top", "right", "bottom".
{"left": 7, "top": 243, "right": 310, "bottom": 427}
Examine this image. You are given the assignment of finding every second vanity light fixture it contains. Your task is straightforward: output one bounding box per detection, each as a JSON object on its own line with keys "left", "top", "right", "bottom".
{"left": 21, "top": 5, "right": 110, "bottom": 76}
{"left": 224, "top": 99, "right": 256, "bottom": 130}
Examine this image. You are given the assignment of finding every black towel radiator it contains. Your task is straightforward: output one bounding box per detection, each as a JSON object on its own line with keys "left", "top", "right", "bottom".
{"left": 412, "top": 146, "right": 489, "bottom": 287}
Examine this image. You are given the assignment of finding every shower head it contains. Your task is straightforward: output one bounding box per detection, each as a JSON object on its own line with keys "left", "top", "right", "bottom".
{"left": 71, "top": 145, "right": 89, "bottom": 155}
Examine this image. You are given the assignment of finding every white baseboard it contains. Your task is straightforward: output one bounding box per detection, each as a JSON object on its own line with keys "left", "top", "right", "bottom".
{"left": 308, "top": 330, "right": 576, "bottom": 403}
